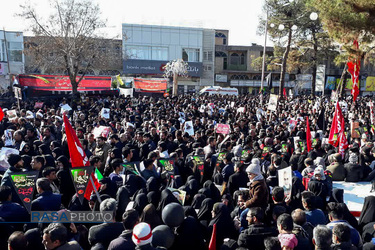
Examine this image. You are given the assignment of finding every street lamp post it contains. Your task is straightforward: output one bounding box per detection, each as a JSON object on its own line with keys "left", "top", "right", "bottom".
{"left": 260, "top": 10, "right": 269, "bottom": 106}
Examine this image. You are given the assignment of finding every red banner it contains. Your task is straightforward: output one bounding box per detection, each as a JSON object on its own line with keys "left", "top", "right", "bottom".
{"left": 18, "top": 74, "right": 111, "bottom": 91}
{"left": 216, "top": 124, "right": 230, "bottom": 135}
{"left": 134, "top": 78, "right": 167, "bottom": 92}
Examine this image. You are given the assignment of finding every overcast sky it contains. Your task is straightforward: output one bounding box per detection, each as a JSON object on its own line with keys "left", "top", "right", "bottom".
{"left": 1, "top": 0, "right": 268, "bottom": 46}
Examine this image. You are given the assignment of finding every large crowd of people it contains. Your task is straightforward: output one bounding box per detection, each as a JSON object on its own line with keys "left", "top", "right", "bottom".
{"left": 1, "top": 92, "right": 375, "bottom": 250}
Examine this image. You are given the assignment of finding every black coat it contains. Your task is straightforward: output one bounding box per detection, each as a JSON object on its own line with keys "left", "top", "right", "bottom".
{"left": 108, "top": 230, "right": 135, "bottom": 250}
{"left": 88, "top": 222, "right": 124, "bottom": 249}
{"left": 237, "top": 223, "right": 278, "bottom": 250}
{"left": 227, "top": 171, "right": 248, "bottom": 196}
{"left": 344, "top": 163, "right": 363, "bottom": 182}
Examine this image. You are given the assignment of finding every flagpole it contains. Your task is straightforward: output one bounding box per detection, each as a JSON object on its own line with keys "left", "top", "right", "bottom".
{"left": 90, "top": 175, "right": 102, "bottom": 203}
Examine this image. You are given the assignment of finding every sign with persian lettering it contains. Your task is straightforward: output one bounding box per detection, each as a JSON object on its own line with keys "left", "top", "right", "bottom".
{"left": 10, "top": 171, "right": 39, "bottom": 213}
{"left": 70, "top": 166, "right": 94, "bottom": 204}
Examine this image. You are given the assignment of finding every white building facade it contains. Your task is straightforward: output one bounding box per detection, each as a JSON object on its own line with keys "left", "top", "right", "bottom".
{"left": 0, "top": 30, "right": 24, "bottom": 91}
{"left": 122, "top": 24, "right": 215, "bottom": 93}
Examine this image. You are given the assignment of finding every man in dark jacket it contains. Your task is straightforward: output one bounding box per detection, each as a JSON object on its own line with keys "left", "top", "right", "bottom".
{"left": 108, "top": 209, "right": 139, "bottom": 250}
{"left": 238, "top": 207, "right": 277, "bottom": 250}
{"left": 31, "top": 178, "right": 62, "bottom": 211}
{"left": 0, "top": 186, "right": 29, "bottom": 230}
{"left": 344, "top": 154, "right": 363, "bottom": 182}
{"left": 227, "top": 163, "right": 249, "bottom": 196}
{"left": 89, "top": 198, "right": 124, "bottom": 248}
{"left": 1, "top": 154, "right": 25, "bottom": 205}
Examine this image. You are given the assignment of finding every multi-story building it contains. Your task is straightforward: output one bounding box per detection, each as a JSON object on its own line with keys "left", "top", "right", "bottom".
{"left": 214, "top": 29, "right": 298, "bottom": 94}
{"left": 0, "top": 30, "right": 24, "bottom": 91}
{"left": 122, "top": 23, "right": 215, "bottom": 94}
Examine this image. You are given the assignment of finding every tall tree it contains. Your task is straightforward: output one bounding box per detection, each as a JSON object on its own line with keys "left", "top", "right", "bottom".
{"left": 258, "top": 0, "right": 335, "bottom": 97}
{"left": 309, "top": 0, "right": 375, "bottom": 70}
{"left": 19, "top": 0, "right": 107, "bottom": 98}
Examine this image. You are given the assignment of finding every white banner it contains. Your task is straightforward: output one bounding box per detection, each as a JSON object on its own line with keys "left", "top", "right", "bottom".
{"left": 268, "top": 94, "right": 278, "bottom": 111}
{"left": 316, "top": 64, "right": 326, "bottom": 92}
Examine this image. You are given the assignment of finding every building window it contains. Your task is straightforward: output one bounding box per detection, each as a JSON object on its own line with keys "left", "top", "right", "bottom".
{"left": 203, "top": 51, "right": 213, "bottom": 61}
{"left": 215, "top": 32, "right": 227, "bottom": 45}
{"left": 215, "top": 51, "right": 227, "bottom": 57}
{"left": 7, "top": 42, "right": 23, "bottom": 62}
{"left": 203, "top": 65, "right": 212, "bottom": 71}
{"left": 126, "top": 45, "right": 151, "bottom": 60}
{"left": 151, "top": 47, "right": 168, "bottom": 61}
{"left": 182, "top": 48, "right": 200, "bottom": 62}
{"left": 1, "top": 40, "right": 6, "bottom": 61}
{"left": 223, "top": 57, "right": 227, "bottom": 70}
{"left": 240, "top": 53, "right": 245, "bottom": 65}
{"left": 230, "top": 53, "right": 239, "bottom": 65}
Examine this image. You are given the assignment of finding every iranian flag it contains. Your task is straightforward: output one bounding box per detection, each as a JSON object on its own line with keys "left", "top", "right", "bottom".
{"left": 63, "top": 114, "right": 101, "bottom": 200}
{"left": 328, "top": 101, "right": 345, "bottom": 147}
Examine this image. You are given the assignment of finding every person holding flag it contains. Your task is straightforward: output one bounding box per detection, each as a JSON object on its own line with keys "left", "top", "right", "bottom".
{"left": 63, "top": 114, "right": 101, "bottom": 202}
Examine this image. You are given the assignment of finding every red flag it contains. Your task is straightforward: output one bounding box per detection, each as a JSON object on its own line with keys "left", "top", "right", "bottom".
{"left": 370, "top": 101, "right": 375, "bottom": 135}
{"left": 283, "top": 88, "right": 287, "bottom": 99}
{"left": 0, "top": 107, "right": 4, "bottom": 122}
{"left": 347, "top": 40, "right": 360, "bottom": 102}
{"left": 306, "top": 116, "right": 312, "bottom": 152}
{"left": 328, "top": 102, "right": 345, "bottom": 147}
{"left": 63, "top": 114, "right": 100, "bottom": 200}
{"left": 209, "top": 223, "right": 217, "bottom": 250}
{"left": 338, "top": 131, "right": 348, "bottom": 158}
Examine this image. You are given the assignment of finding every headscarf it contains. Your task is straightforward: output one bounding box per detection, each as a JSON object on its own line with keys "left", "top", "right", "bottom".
{"left": 140, "top": 204, "right": 163, "bottom": 229}
{"left": 21, "top": 155, "right": 32, "bottom": 171}
{"left": 56, "top": 155, "right": 71, "bottom": 170}
{"left": 197, "top": 198, "right": 214, "bottom": 222}
{"left": 359, "top": 196, "right": 375, "bottom": 231}
{"left": 157, "top": 189, "right": 179, "bottom": 215}
{"left": 183, "top": 206, "right": 198, "bottom": 220}
{"left": 116, "top": 186, "right": 130, "bottom": 222}
{"left": 147, "top": 191, "right": 160, "bottom": 208}
{"left": 209, "top": 203, "right": 237, "bottom": 249}
{"left": 133, "top": 193, "right": 149, "bottom": 215}
{"left": 203, "top": 180, "right": 221, "bottom": 202}
{"left": 174, "top": 216, "right": 205, "bottom": 250}
{"left": 125, "top": 174, "right": 146, "bottom": 198}
{"left": 198, "top": 187, "right": 211, "bottom": 198}
{"left": 191, "top": 194, "right": 206, "bottom": 210}
{"left": 39, "top": 144, "right": 51, "bottom": 155}
{"left": 187, "top": 179, "right": 199, "bottom": 197}
{"left": 52, "top": 147, "right": 64, "bottom": 159}
{"left": 146, "top": 177, "right": 159, "bottom": 193}
{"left": 44, "top": 154, "right": 56, "bottom": 168}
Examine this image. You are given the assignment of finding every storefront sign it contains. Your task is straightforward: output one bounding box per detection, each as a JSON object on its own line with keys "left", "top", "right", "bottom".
{"left": 123, "top": 59, "right": 202, "bottom": 77}
{"left": 215, "top": 74, "right": 227, "bottom": 82}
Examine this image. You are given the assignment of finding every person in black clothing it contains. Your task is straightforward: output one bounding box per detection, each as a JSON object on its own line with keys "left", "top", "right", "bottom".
{"left": 108, "top": 209, "right": 139, "bottom": 250}
{"left": 238, "top": 207, "right": 278, "bottom": 250}
{"left": 88, "top": 198, "right": 124, "bottom": 248}
{"left": 264, "top": 187, "right": 291, "bottom": 226}
{"left": 208, "top": 203, "right": 237, "bottom": 249}
{"left": 227, "top": 163, "right": 249, "bottom": 196}
{"left": 331, "top": 223, "right": 357, "bottom": 250}
{"left": 1, "top": 154, "right": 25, "bottom": 205}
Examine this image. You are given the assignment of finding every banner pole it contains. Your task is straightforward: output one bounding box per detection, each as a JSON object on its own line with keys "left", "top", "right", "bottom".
{"left": 90, "top": 175, "right": 102, "bottom": 204}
